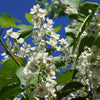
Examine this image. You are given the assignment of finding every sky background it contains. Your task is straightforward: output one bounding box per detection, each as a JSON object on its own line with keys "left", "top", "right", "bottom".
{"left": 0, "top": 0, "right": 100, "bottom": 67}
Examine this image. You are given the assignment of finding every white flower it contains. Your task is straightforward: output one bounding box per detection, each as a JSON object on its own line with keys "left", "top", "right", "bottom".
{"left": 33, "top": 4, "right": 40, "bottom": 11}
{"left": 38, "top": 8, "right": 47, "bottom": 18}
{"left": 10, "top": 32, "right": 20, "bottom": 39}
{"left": 17, "top": 38, "right": 24, "bottom": 44}
{"left": 46, "top": 38, "right": 57, "bottom": 47}
{"left": 43, "top": 23, "right": 53, "bottom": 31}
{"left": 60, "top": 38, "right": 68, "bottom": 45}
{"left": 46, "top": 18, "right": 54, "bottom": 25}
{"left": 4, "top": 28, "right": 13, "bottom": 38}
{"left": 50, "top": 33, "right": 60, "bottom": 40}
{"left": 1, "top": 52, "right": 6, "bottom": 56}
{"left": 95, "top": 13, "right": 100, "bottom": 23}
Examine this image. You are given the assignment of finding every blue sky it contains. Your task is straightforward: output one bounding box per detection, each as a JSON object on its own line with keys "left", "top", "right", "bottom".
{"left": 0, "top": 0, "right": 100, "bottom": 67}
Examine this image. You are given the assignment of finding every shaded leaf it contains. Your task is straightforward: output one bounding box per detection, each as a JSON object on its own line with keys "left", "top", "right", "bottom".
{"left": 57, "top": 82, "right": 83, "bottom": 99}
{"left": 65, "top": 2, "right": 99, "bottom": 53}
{"left": 54, "top": 57, "right": 65, "bottom": 69}
{"left": 0, "top": 84, "right": 22, "bottom": 100}
{"left": 77, "top": 36, "right": 95, "bottom": 58}
{"left": 71, "top": 97, "right": 86, "bottom": 100}
{"left": 96, "top": 87, "right": 100, "bottom": 93}
{"left": 93, "top": 32, "right": 100, "bottom": 48}
{"left": 0, "top": 57, "right": 26, "bottom": 90}
{"left": 18, "top": 24, "right": 33, "bottom": 39}
{"left": 0, "top": 13, "right": 20, "bottom": 28}
{"left": 46, "top": 48, "right": 55, "bottom": 55}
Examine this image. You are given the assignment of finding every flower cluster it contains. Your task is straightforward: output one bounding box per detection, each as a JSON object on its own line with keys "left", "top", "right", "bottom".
{"left": 1, "top": 4, "right": 70, "bottom": 100}
{"left": 85, "top": 13, "right": 100, "bottom": 37}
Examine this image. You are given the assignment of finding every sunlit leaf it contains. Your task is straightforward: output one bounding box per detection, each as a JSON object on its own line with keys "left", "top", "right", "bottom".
{"left": 0, "top": 13, "right": 20, "bottom": 28}
{"left": 25, "top": 13, "right": 33, "bottom": 24}
{"left": 54, "top": 26, "right": 62, "bottom": 33}
{"left": 64, "top": 0, "right": 84, "bottom": 10}
{"left": 56, "top": 70, "right": 76, "bottom": 85}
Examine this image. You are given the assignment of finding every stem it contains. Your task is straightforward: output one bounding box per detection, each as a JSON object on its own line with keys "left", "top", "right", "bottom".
{"left": 0, "top": 38, "right": 21, "bottom": 66}
{"left": 0, "top": 29, "right": 3, "bottom": 36}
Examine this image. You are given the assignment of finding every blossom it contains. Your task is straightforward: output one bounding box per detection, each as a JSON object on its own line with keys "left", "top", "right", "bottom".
{"left": 17, "top": 38, "right": 24, "bottom": 44}
{"left": 4, "top": 28, "right": 13, "bottom": 38}
{"left": 10, "top": 32, "right": 20, "bottom": 39}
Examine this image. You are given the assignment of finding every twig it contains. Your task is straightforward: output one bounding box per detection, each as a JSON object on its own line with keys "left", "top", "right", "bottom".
{"left": 0, "top": 38, "right": 21, "bottom": 66}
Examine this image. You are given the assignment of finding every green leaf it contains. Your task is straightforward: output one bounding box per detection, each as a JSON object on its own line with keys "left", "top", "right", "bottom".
{"left": 54, "top": 26, "right": 62, "bottom": 33}
{"left": 54, "top": 57, "right": 65, "bottom": 69}
{"left": 25, "top": 13, "right": 33, "bottom": 24}
{"left": 62, "top": 82, "right": 83, "bottom": 91}
{"left": 0, "top": 84, "right": 22, "bottom": 100}
{"left": 64, "top": 0, "right": 84, "bottom": 10}
{"left": 0, "top": 57, "right": 26, "bottom": 90}
{"left": 16, "top": 67, "right": 26, "bottom": 88}
{"left": 65, "top": 2, "right": 99, "bottom": 53}
{"left": 71, "top": 97, "right": 86, "bottom": 100}
{"left": 30, "top": 74, "right": 38, "bottom": 85}
{"left": 56, "top": 70, "right": 76, "bottom": 85}
{"left": 96, "top": 86, "right": 100, "bottom": 93}
{"left": 0, "top": 13, "right": 21, "bottom": 28}
{"left": 57, "top": 82, "right": 83, "bottom": 99}
{"left": 77, "top": 36, "right": 95, "bottom": 58}
{"left": 16, "top": 67, "right": 38, "bottom": 88}
{"left": 93, "top": 32, "right": 100, "bottom": 48}
{"left": 18, "top": 24, "right": 33, "bottom": 39}
{"left": 46, "top": 48, "right": 55, "bottom": 55}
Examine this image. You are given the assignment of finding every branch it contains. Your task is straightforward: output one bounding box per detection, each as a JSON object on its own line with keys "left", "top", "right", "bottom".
{"left": 0, "top": 38, "right": 21, "bottom": 66}
{"left": 0, "top": 29, "right": 3, "bottom": 36}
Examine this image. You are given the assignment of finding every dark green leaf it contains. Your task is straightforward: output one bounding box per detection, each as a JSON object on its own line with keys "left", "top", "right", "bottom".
{"left": 77, "top": 36, "right": 95, "bottom": 58}
{"left": 62, "top": 82, "right": 83, "bottom": 91}
{"left": 93, "top": 32, "right": 100, "bottom": 48}
{"left": 56, "top": 70, "right": 75, "bottom": 85}
{"left": 25, "top": 13, "right": 33, "bottom": 24}
{"left": 65, "top": 2, "right": 99, "bottom": 53}
{"left": 18, "top": 24, "right": 33, "bottom": 39}
{"left": 96, "top": 87, "right": 100, "bottom": 93}
{"left": 46, "top": 48, "right": 55, "bottom": 55}
{"left": 57, "top": 82, "right": 83, "bottom": 99}
{"left": 0, "top": 13, "right": 21, "bottom": 28}
{"left": 71, "top": 97, "right": 86, "bottom": 100}
{"left": 54, "top": 57, "right": 65, "bottom": 69}
{"left": 0, "top": 84, "right": 22, "bottom": 100}
{"left": 54, "top": 26, "right": 62, "bottom": 33}
{"left": 0, "top": 57, "right": 26, "bottom": 90}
